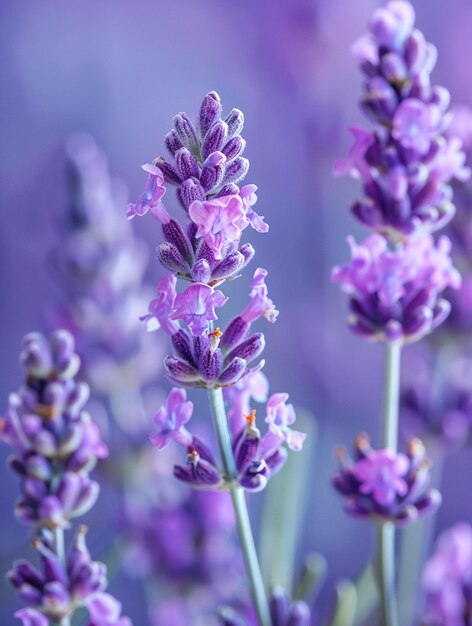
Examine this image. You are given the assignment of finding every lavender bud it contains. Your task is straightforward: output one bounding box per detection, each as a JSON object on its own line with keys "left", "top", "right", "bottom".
{"left": 164, "top": 130, "right": 184, "bottom": 157}
{"left": 202, "top": 121, "right": 228, "bottom": 160}
{"left": 212, "top": 251, "right": 244, "bottom": 280}
{"left": 157, "top": 242, "right": 190, "bottom": 273}
{"left": 222, "top": 136, "right": 246, "bottom": 162}
{"left": 218, "top": 357, "right": 247, "bottom": 386}
{"left": 162, "top": 218, "right": 194, "bottom": 263}
{"left": 225, "top": 333, "right": 265, "bottom": 364}
{"left": 191, "top": 259, "right": 212, "bottom": 283}
{"left": 225, "top": 108, "right": 244, "bottom": 138}
{"left": 173, "top": 112, "right": 199, "bottom": 154}
{"left": 155, "top": 158, "right": 182, "bottom": 185}
{"left": 220, "top": 317, "right": 250, "bottom": 352}
{"left": 222, "top": 157, "right": 250, "bottom": 186}
{"left": 199, "top": 91, "right": 222, "bottom": 138}
{"left": 175, "top": 147, "right": 200, "bottom": 180}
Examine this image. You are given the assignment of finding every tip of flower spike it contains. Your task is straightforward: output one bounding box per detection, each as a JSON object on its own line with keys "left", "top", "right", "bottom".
{"left": 244, "top": 409, "right": 257, "bottom": 426}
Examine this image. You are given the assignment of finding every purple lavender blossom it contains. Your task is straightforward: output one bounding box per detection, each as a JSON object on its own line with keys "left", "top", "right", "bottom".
{"left": 1, "top": 331, "right": 108, "bottom": 528}
{"left": 171, "top": 395, "right": 298, "bottom": 492}
{"left": 422, "top": 523, "right": 472, "bottom": 626}
{"left": 126, "top": 163, "right": 166, "bottom": 220}
{"left": 9, "top": 528, "right": 131, "bottom": 626}
{"left": 335, "top": 0, "right": 469, "bottom": 239}
{"left": 189, "top": 194, "right": 248, "bottom": 260}
{"left": 332, "top": 435, "right": 441, "bottom": 526}
{"left": 224, "top": 370, "right": 269, "bottom": 433}
{"left": 149, "top": 387, "right": 193, "bottom": 450}
{"left": 332, "top": 233, "right": 461, "bottom": 343}
{"left": 169, "top": 283, "right": 228, "bottom": 336}
{"left": 157, "top": 270, "right": 276, "bottom": 389}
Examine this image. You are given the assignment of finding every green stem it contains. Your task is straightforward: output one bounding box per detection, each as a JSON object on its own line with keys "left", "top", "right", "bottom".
{"left": 208, "top": 387, "right": 272, "bottom": 626}
{"left": 54, "top": 527, "right": 71, "bottom": 626}
{"left": 376, "top": 342, "right": 401, "bottom": 626}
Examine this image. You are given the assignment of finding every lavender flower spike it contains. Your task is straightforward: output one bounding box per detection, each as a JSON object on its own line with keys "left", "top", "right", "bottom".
{"left": 3, "top": 332, "right": 132, "bottom": 626}
{"left": 1, "top": 331, "right": 107, "bottom": 528}
{"left": 336, "top": 0, "right": 470, "bottom": 239}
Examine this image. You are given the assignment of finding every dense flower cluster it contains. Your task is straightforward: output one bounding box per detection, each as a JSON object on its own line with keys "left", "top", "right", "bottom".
{"left": 0, "top": 331, "right": 107, "bottom": 527}
{"left": 51, "top": 135, "right": 161, "bottom": 424}
{"left": 335, "top": 0, "right": 469, "bottom": 238}
{"left": 128, "top": 92, "right": 267, "bottom": 285}
{"left": 1, "top": 331, "right": 132, "bottom": 626}
{"left": 422, "top": 523, "right": 472, "bottom": 625}
{"left": 10, "top": 528, "right": 130, "bottom": 626}
{"left": 332, "top": 233, "right": 461, "bottom": 343}
{"left": 150, "top": 375, "right": 304, "bottom": 491}
{"left": 332, "top": 435, "right": 441, "bottom": 526}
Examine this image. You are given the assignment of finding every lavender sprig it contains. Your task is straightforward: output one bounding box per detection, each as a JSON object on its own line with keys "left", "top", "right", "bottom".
{"left": 129, "top": 92, "right": 306, "bottom": 626}
{"left": 332, "top": 2, "right": 468, "bottom": 625}
{"left": 1, "top": 331, "right": 132, "bottom": 626}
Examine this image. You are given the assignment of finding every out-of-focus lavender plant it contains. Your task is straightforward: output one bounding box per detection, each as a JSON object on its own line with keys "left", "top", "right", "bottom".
{"left": 128, "top": 91, "right": 307, "bottom": 626}
{"left": 332, "top": 2, "right": 468, "bottom": 625}
{"left": 422, "top": 522, "right": 472, "bottom": 625}
{"left": 120, "top": 445, "right": 244, "bottom": 626}
{"left": 1, "top": 331, "right": 132, "bottom": 626}
{"left": 50, "top": 134, "right": 162, "bottom": 435}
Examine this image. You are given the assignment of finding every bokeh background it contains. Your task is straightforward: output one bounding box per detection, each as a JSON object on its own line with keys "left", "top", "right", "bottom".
{"left": 2, "top": 0, "right": 472, "bottom": 624}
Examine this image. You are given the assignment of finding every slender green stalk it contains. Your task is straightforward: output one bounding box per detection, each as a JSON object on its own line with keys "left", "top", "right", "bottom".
{"left": 53, "top": 527, "right": 71, "bottom": 626}
{"left": 208, "top": 387, "right": 271, "bottom": 626}
{"left": 376, "top": 342, "right": 401, "bottom": 626}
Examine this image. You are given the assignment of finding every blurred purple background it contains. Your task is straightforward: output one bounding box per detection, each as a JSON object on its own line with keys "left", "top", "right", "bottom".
{"left": 2, "top": 0, "right": 472, "bottom": 623}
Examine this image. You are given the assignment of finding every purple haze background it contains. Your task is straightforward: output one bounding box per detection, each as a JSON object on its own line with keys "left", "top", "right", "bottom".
{"left": 1, "top": 0, "right": 472, "bottom": 623}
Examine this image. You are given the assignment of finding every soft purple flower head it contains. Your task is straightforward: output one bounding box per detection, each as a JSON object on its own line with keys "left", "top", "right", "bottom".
{"left": 141, "top": 274, "right": 179, "bottom": 335}
{"left": 189, "top": 194, "right": 248, "bottom": 260}
{"left": 169, "top": 283, "right": 228, "bottom": 336}
{"left": 265, "top": 393, "right": 305, "bottom": 451}
{"left": 1, "top": 331, "right": 108, "bottom": 528}
{"left": 332, "top": 233, "right": 461, "bottom": 343}
{"left": 126, "top": 163, "right": 166, "bottom": 220}
{"left": 241, "top": 268, "right": 279, "bottom": 324}
{"left": 337, "top": 0, "right": 469, "bottom": 238}
{"left": 149, "top": 388, "right": 193, "bottom": 450}
{"left": 9, "top": 528, "right": 132, "bottom": 625}
{"left": 422, "top": 523, "right": 472, "bottom": 626}
{"left": 332, "top": 435, "right": 441, "bottom": 526}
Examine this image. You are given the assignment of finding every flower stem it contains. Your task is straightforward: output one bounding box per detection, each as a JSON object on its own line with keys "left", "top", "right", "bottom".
{"left": 376, "top": 342, "right": 401, "bottom": 626}
{"left": 53, "top": 527, "right": 71, "bottom": 626}
{"left": 208, "top": 387, "right": 272, "bottom": 626}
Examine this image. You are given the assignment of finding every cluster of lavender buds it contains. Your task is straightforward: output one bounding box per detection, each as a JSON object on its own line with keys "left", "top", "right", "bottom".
{"left": 422, "top": 523, "right": 472, "bottom": 626}
{"left": 129, "top": 92, "right": 306, "bottom": 626}
{"left": 331, "top": 3, "right": 468, "bottom": 625}
{"left": 1, "top": 331, "right": 132, "bottom": 626}
{"left": 150, "top": 380, "right": 304, "bottom": 491}
{"left": 219, "top": 588, "right": 310, "bottom": 626}
{"left": 51, "top": 135, "right": 161, "bottom": 425}
{"left": 334, "top": 0, "right": 469, "bottom": 239}
{"left": 332, "top": 233, "right": 460, "bottom": 343}
{"left": 332, "top": 435, "right": 440, "bottom": 526}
